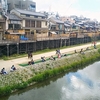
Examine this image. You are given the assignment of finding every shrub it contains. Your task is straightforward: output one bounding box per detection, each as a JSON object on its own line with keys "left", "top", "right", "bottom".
{"left": 98, "top": 48, "right": 100, "bottom": 53}
{"left": 0, "top": 87, "right": 11, "bottom": 96}
{"left": 16, "top": 82, "right": 28, "bottom": 90}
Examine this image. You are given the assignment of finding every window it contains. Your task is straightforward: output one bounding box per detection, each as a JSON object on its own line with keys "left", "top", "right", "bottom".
{"left": 45, "top": 21, "right": 47, "bottom": 26}
{"left": 31, "top": 21, "right": 35, "bottom": 27}
{"left": 72, "top": 25, "right": 76, "bottom": 29}
{"left": 34, "top": 16, "right": 38, "bottom": 18}
{"left": 51, "top": 27, "right": 56, "bottom": 30}
{"left": 8, "top": 24, "right": 13, "bottom": 29}
{"left": 42, "top": 17, "right": 45, "bottom": 19}
{"left": 36, "top": 21, "right": 41, "bottom": 28}
{"left": 59, "top": 24, "right": 62, "bottom": 30}
{"left": 25, "top": 20, "right": 30, "bottom": 27}
{"left": 31, "top": 31, "right": 34, "bottom": 34}
{"left": 36, "top": 30, "right": 41, "bottom": 34}
{"left": 15, "top": 4, "right": 19, "bottom": 8}
{"left": 26, "top": 14, "right": 30, "bottom": 17}
{"left": 14, "top": 24, "right": 21, "bottom": 29}
{"left": 30, "top": 4, "right": 36, "bottom": 8}
{"left": 0, "top": 23, "right": 3, "bottom": 29}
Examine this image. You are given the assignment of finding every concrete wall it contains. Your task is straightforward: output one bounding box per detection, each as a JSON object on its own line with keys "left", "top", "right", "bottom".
{"left": 8, "top": 0, "right": 36, "bottom": 11}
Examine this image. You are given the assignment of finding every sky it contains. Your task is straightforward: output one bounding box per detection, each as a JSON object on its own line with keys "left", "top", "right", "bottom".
{"left": 33, "top": 0, "right": 100, "bottom": 21}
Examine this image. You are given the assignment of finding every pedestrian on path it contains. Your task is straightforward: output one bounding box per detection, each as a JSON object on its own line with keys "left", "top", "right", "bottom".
{"left": 93, "top": 41, "right": 97, "bottom": 49}
{"left": 28, "top": 52, "right": 30, "bottom": 59}
{"left": 56, "top": 49, "right": 61, "bottom": 58}
{"left": 28, "top": 52, "right": 33, "bottom": 60}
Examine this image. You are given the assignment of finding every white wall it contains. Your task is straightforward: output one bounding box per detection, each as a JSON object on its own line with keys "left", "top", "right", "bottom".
{"left": 0, "top": 32, "right": 2, "bottom": 40}
{"left": 6, "top": 20, "right": 8, "bottom": 30}
{"left": 41, "top": 21, "right": 48, "bottom": 28}
{"left": 22, "top": 20, "right": 25, "bottom": 27}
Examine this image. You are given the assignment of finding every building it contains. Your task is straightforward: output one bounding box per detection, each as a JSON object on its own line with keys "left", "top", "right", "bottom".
{"left": 7, "top": 0, "right": 36, "bottom": 12}
{"left": 10, "top": 9, "right": 48, "bottom": 40}
{"left": 6, "top": 13, "right": 22, "bottom": 33}
{"left": 60, "top": 16, "right": 75, "bottom": 24}
{"left": 49, "top": 17, "right": 64, "bottom": 34}
{"left": 60, "top": 16, "right": 69, "bottom": 22}
{"left": 0, "top": 0, "right": 7, "bottom": 13}
{"left": 0, "top": 14, "right": 6, "bottom": 40}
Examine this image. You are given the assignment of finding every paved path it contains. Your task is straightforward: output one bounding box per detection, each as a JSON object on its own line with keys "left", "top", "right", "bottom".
{"left": 0, "top": 42, "right": 100, "bottom": 71}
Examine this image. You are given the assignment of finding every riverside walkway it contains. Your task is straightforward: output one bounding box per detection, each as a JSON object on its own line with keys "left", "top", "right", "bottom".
{"left": 0, "top": 42, "right": 100, "bottom": 72}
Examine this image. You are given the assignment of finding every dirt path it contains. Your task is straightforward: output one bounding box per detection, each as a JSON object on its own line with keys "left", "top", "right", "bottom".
{"left": 0, "top": 42, "right": 100, "bottom": 72}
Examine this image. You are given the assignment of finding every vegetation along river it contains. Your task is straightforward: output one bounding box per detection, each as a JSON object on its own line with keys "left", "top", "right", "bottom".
{"left": 1, "top": 61, "right": 100, "bottom": 100}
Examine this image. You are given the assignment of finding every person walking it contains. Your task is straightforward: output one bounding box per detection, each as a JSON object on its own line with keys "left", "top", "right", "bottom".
{"left": 93, "top": 41, "right": 96, "bottom": 49}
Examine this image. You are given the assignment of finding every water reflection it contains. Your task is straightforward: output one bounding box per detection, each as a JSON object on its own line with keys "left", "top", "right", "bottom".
{"left": 63, "top": 61, "right": 100, "bottom": 100}
{"left": 1, "top": 61, "right": 100, "bottom": 100}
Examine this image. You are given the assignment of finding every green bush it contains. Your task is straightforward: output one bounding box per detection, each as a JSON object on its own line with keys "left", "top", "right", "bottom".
{"left": 17, "top": 82, "right": 28, "bottom": 89}
{"left": 98, "top": 48, "right": 100, "bottom": 53}
{"left": 0, "top": 87, "right": 11, "bottom": 96}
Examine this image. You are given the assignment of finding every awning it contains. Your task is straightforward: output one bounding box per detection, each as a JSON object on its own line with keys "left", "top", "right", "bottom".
{"left": 50, "top": 31, "right": 57, "bottom": 34}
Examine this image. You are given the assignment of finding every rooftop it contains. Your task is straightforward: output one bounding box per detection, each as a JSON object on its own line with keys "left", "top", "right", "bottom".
{"left": 50, "top": 17, "right": 64, "bottom": 24}
{"left": 7, "top": 13, "right": 22, "bottom": 20}
{"left": 14, "top": 9, "right": 45, "bottom": 17}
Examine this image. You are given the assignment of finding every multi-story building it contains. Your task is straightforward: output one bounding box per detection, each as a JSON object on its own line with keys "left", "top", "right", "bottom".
{"left": 49, "top": 17, "right": 64, "bottom": 34}
{"left": 0, "top": 0, "right": 7, "bottom": 13}
{"left": 0, "top": 0, "right": 6, "bottom": 40}
{"left": 0, "top": 13, "right": 6, "bottom": 40}
{"left": 7, "top": 0, "right": 36, "bottom": 12}
{"left": 4, "top": 13, "right": 22, "bottom": 41}
{"left": 10, "top": 8, "right": 48, "bottom": 40}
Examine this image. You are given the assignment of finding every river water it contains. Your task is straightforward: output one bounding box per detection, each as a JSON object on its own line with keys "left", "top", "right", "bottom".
{"left": 1, "top": 61, "right": 100, "bottom": 100}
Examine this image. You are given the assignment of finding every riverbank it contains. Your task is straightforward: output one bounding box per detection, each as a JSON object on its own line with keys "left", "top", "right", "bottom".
{"left": 0, "top": 47, "right": 100, "bottom": 96}
{"left": 1, "top": 42, "right": 100, "bottom": 72}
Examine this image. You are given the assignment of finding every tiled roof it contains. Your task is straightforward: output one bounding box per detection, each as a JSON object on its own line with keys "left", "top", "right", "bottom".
{"left": 7, "top": 13, "right": 22, "bottom": 20}
{"left": 15, "top": 9, "right": 45, "bottom": 17}
{"left": 50, "top": 17, "right": 64, "bottom": 24}
{"left": 64, "top": 24, "right": 71, "bottom": 27}
{"left": 74, "top": 23, "right": 81, "bottom": 27}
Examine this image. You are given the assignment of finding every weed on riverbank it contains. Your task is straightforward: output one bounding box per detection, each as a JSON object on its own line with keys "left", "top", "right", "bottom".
{"left": 0, "top": 48, "right": 100, "bottom": 96}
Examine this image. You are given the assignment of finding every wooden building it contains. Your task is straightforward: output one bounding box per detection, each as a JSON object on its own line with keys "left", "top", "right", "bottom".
{"left": 10, "top": 9, "right": 48, "bottom": 41}
{"left": 0, "top": 14, "right": 5, "bottom": 40}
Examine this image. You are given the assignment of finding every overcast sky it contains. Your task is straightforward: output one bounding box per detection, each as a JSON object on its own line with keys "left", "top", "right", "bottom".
{"left": 33, "top": 0, "right": 100, "bottom": 21}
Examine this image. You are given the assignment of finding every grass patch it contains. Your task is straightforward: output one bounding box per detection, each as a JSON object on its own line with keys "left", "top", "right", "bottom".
{"left": 19, "top": 54, "right": 72, "bottom": 67}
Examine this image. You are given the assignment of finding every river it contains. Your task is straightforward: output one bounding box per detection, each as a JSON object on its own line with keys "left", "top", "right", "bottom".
{"left": 1, "top": 61, "right": 100, "bottom": 100}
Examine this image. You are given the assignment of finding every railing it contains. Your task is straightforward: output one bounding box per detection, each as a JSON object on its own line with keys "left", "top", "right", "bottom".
{"left": 0, "top": 32, "right": 100, "bottom": 45}
{"left": 4, "top": 34, "right": 20, "bottom": 42}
